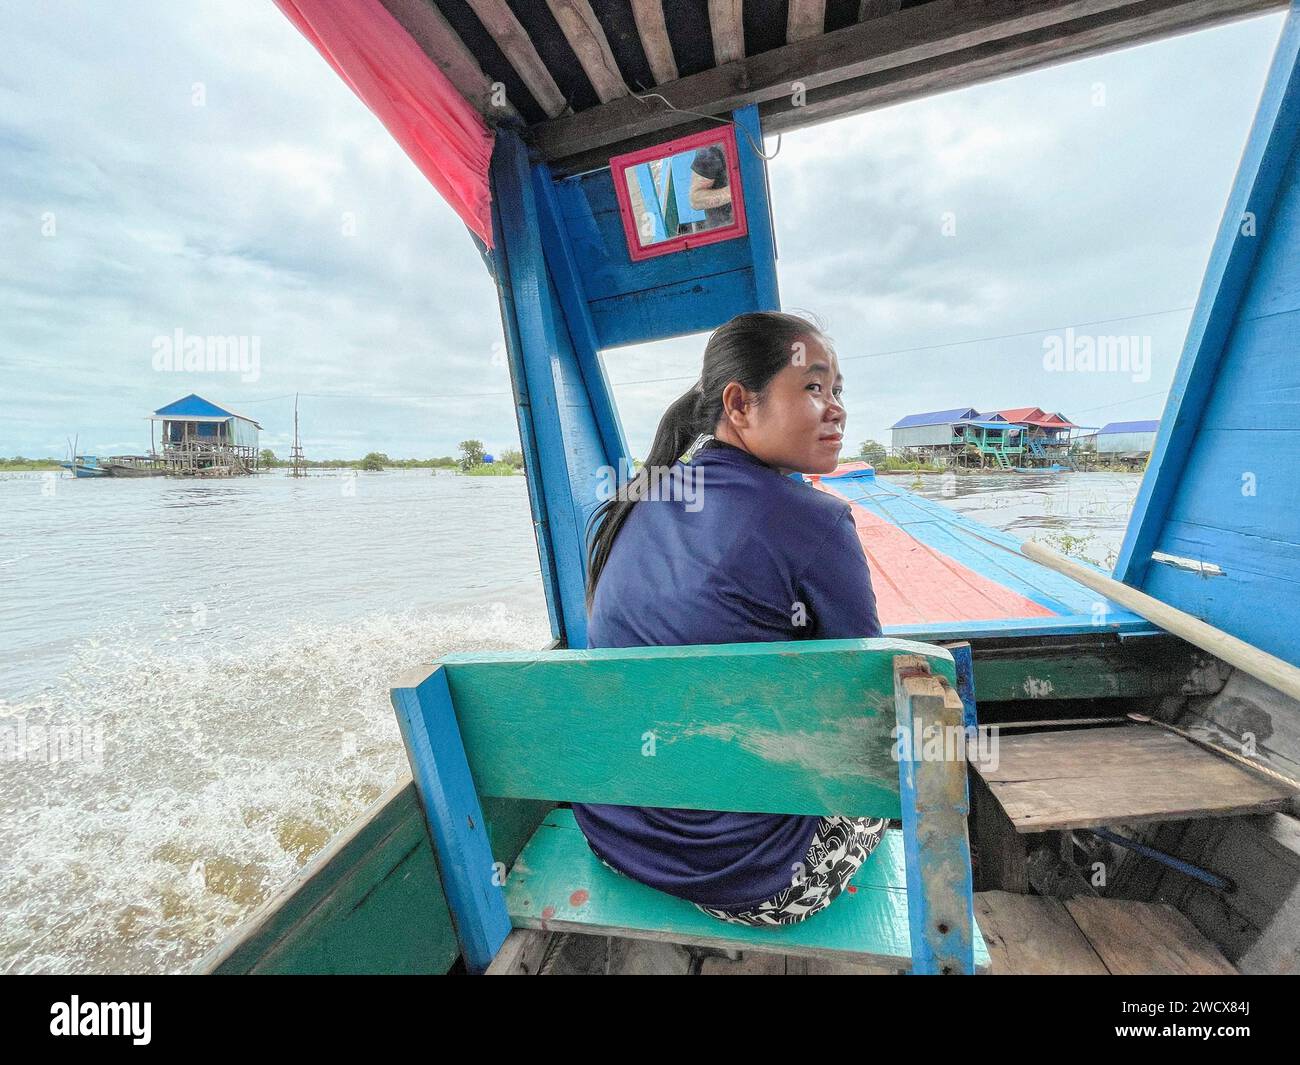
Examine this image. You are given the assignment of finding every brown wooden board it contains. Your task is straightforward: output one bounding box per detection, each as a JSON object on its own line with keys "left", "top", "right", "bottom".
{"left": 974, "top": 891, "right": 1237, "bottom": 975}
{"left": 974, "top": 891, "right": 1109, "bottom": 975}
{"left": 969, "top": 770, "right": 1029, "bottom": 892}
{"left": 976, "top": 724, "right": 1296, "bottom": 832}
{"left": 1064, "top": 896, "right": 1238, "bottom": 975}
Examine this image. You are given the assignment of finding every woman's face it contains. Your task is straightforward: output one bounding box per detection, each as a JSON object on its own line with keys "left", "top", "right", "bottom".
{"left": 715, "top": 335, "right": 847, "bottom": 474}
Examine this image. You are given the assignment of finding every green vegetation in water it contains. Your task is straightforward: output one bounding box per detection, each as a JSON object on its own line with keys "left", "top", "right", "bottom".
{"left": 1, "top": 456, "right": 62, "bottom": 470}
{"left": 853, "top": 439, "right": 946, "bottom": 473}
{"left": 1031, "top": 530, "right": 1118, "bottom": 571}
{"left": 880, "top": 458, "right": 948, "bottom": 472}
{"left": 463, "top": 462, "right": 518, "bottom": 476}
{"left": 459, "top": 440, "right": 523, "bottom": 475}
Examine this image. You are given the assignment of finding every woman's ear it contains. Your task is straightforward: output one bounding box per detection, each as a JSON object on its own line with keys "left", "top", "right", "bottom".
{"left": 720, "top": 380, "right": 752, "bottom": 428}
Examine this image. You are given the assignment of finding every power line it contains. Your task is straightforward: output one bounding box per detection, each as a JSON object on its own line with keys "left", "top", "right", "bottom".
{"left": 228, "top": 303, "right": 1195, "bottom": 402}
{"left": 838, "top": 304, "right": 1193, "bottom": 362}
{"left": 1068, "top": 389, "right": 1169, "bottom": 417}
{"left": 611, "top": 303, "right": 1194, "bottom": 385}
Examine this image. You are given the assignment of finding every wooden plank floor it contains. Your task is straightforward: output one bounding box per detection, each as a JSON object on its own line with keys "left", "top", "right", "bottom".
{"left": 490, "top": 891, "right": 1236, "bottom": 974}
{"left": 976, "top": 723, "right": 1295, "bottom": 832}
{"left": 977, "top": 892, "right": 1237, "bottom": 975}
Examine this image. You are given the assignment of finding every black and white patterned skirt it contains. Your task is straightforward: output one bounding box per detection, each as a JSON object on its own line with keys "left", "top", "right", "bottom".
{"left": 694, "top": 816, "right": 888, "bottom": 927}
{"left": 591, "top": 816, "right": 889, "bottom": 928}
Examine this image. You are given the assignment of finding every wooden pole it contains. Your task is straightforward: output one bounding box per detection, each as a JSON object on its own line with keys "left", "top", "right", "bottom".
{"left": 1021, "top": 540, "right": 1300, "bottom": 704}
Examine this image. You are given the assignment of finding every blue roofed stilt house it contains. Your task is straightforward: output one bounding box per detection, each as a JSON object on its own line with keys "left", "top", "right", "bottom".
{"left": 149, "top": 394, "right": 263, "bottom": 476}
{"left": 890, "top": 408, "right": 1025, "bottom": 468}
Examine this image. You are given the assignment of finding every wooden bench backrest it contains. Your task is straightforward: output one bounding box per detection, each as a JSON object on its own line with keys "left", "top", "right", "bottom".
{"left": 425, "top": 638, "right": 957, "bottom": 819}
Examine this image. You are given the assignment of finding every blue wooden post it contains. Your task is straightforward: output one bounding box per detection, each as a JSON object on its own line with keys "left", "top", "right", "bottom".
{"left": 391, "top": 666, "right": 510, "bottom": 974}
{"left": 532, "top": 169, "right": 631, "bottom": 471}
{"left": 893, "top": 654, "right": 976, "bottom": 975}
{"left": 490, "top": 131, "right": 627, "bottom": 650}
{"left": 487, "top": 153, "right": 565, "bottom": 646}
{"left": 732, "top": 104, "right": 780, "bottom": 311}
{"left": 942, "top": 640, "right": 978, "bottom": 731}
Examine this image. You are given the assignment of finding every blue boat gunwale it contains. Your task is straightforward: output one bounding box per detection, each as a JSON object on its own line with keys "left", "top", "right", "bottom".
{"left": 1117, "top": 10, "right": 1300, "bottom": 586}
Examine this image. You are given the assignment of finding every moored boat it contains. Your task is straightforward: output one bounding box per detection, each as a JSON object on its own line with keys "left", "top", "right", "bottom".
{"left": 102, "top": 456, "right": 168, "bottom": 477}
{"left": 58, "top": 455, "right": 108, "bottom": 478}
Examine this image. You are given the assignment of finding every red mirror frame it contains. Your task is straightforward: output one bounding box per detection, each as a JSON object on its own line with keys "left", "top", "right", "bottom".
{"left": 609, "top": 124, "right": 749, "bottom": 262}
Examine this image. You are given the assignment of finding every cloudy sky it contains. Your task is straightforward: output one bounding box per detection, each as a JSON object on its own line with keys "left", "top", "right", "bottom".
{"left": 0, "top": 2, "right": 1286, "bottom": 460}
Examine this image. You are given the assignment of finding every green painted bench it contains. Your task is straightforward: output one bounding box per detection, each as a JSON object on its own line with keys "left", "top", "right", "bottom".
{"left": 390, "top": 637, "right": 989, "bottom": 974}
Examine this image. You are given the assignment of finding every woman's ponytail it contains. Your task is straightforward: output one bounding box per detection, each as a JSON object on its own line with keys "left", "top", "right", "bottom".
{"left": 584, "top": 382, "right": 706, "bottom": 611}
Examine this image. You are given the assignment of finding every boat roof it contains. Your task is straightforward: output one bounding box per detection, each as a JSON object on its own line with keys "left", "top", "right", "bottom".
{"left": 382, "top": 0, "right": 1284, "bottom": 172}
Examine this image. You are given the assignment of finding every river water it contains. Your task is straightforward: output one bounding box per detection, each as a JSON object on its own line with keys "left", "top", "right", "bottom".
{"left": 0, "top": 467, "right": 1140, "bottom": 973}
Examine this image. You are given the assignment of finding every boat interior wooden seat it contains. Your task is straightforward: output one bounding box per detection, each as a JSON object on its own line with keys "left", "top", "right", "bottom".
{"left": 390, "top": 638, "right": 992, "bottom": 974}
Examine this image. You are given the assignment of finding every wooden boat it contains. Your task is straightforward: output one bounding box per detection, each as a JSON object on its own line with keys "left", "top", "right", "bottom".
{"left": 203, "top": 1, "right": 1300, "bottom": 976}
{"left": 102, "top": 456, "right": 168, "bottom": 477}
{"left": 59, "top": 455, "right": 108, "bottom": 478}
{"left": 58, "top": 454, "right": 169, "bottom": 477}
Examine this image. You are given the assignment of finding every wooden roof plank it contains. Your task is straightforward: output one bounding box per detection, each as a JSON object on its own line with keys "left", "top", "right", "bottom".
{"left": 378, "top": 0, "right": 519, "bottom": 121}
{"left": 630, "top": 0, "right": 678, "bottom": 84}
{"left": 858, "top": 0, "right": 902, "bottom": 20}
{"left": 789, "top": 0, "right": 827, "bottom": 43}
{"left": 465, "top": 0, "right": 571, "bottom": 117}
{"left": 538, "top": 0, "right": 1142, "bottom": 160}
{"left": 534, "top": 0, "right": 1283, "bottom": 164}
{"left": 709, "top": 0, "right": 745, "bottom": 65}
{"left": 761, "top": 0, "right": 1283, "bottom": 134}
{"left": 545, "top": 0, "right": 629, "bottom": 102}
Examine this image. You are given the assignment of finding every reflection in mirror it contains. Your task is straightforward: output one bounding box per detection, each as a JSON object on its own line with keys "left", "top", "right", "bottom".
{"left": 623, "top": 141, "right": 733, "bottom": 247}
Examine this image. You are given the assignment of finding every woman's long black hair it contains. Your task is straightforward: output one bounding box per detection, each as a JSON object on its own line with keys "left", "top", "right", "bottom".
{"left": 583, "top": 310, "right": 831, "bottom": 612}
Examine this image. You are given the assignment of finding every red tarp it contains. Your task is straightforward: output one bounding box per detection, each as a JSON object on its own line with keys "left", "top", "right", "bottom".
{"left": 274, "top": 0, "right": 495, "bottom": 246}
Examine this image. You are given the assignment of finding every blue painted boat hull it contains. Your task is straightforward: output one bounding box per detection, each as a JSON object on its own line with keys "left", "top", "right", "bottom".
{"left": 59, "top": 458, "right": 108, "bottom": 478}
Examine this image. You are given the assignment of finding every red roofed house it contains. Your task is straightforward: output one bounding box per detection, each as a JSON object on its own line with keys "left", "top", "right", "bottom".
{"left": 981, "top": 407, "right": 1079, "bottom": 468}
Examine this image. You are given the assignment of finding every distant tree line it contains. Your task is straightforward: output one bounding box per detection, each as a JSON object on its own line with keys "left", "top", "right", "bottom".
{"left": 0, "top": 456, "right": 62, "bottom": 470}
{"left": 255, "top": 442, "right": 527, "bottom": 475}
{"left": 258, "top": 449, "right": 460, "bottom": 470}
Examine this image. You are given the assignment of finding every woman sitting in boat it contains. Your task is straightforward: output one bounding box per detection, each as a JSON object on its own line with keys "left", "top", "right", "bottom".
{"left": 574, "top": 310, "right": 887, "bottom": 927}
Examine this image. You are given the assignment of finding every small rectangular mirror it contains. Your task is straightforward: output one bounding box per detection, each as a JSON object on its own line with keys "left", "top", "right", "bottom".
{"left": 611, "top": 126, "right": 748, "bottom": 261}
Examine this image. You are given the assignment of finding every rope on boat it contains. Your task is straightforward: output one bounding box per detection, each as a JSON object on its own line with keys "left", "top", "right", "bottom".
{"left": 627, "top": 89, "right": 783, "bottom": 160}
{"left": 537, "top": 932, "right": 570, "bottom": 976}
{"left": 1127, "top": 713, "right": 1300, "bottom": 792}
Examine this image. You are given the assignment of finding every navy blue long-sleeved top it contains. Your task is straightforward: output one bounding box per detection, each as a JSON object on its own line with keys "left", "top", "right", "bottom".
{"left": 571, "top": 438, "right": 883, "bottom": 910}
